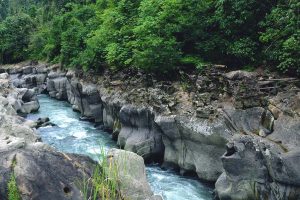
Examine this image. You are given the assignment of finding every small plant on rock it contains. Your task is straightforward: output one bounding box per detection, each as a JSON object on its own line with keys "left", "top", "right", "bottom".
{"left": 8, "top": 173, "right": 21, "bottom": 200}
{"left": 80, "top": 148, "right": 122, "bottom": 200}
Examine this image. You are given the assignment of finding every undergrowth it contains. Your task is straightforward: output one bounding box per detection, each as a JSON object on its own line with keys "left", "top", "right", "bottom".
{"left": 80, "top": 148, "right": 124, "bottom": 200}
{"left": 8, "top": 158, "right": 21, "bottom": 200}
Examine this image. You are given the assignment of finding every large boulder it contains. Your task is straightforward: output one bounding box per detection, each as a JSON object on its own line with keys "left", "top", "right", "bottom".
{"left": 224, "top": 70, "right": 257, "bottom": 80}
{"left": 107, "top": 149, "right": 162, "bottom": 200}
{"left": 0, "top": 141, "right": 97, "bottom": 200}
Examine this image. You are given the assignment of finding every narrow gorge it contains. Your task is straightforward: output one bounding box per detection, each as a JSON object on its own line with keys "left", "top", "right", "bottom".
{"left": 0, "top": 62, "right": 299, "bottom": 199}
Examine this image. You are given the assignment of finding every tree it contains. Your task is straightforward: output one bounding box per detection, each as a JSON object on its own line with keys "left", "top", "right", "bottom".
{"left": 260, "top": 1, "right": 300, "bottom": 72}
{"left": 0, "top": 13, "right": 33, "bottom": 64}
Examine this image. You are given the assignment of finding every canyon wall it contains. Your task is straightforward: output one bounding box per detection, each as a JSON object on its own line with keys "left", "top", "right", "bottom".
{"left": 6, "top": 63, "right": 300, "bottom": 199}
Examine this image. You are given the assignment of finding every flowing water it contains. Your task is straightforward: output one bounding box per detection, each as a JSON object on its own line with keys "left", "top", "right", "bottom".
{"left": 26, "top": 95, "right": 213, "bottom": 200}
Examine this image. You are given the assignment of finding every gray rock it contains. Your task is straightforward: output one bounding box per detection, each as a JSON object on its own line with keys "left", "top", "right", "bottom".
{"left": 118, "top": 105, "right": 164, "bottom": 161}
{"left": 215, "top": 135, "right": 300, "bottom": 200}
{"left": 225, "top": 70, "right": 257, "bottom": 80}
{"left": 107, "top": 149, "right": 162, "bottom": 200}
{"left": 70, "top": 81, "right": 103, "bottom": 122}
{"left": 156, "top": 115, "right": 230, "bottom": 181}
{"left": 0, "top": 143, "right": 97, "bottom": 200}
{"left": 47, "top": 77, "right": 68, "bottom": 100}
{"left": 22, "top": 66, "right": 33, "bottom": 74}
{"left": 21, "top": 100, "right": 40, "bottom": 114}
{"left": 0, "top": 73, "right": 9, "bottom": 79}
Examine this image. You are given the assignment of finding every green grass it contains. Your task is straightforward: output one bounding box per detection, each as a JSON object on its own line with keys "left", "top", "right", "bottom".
{"left": 8, "top": 157, "right": 21, "bottom": 200}
{"left": 8, "top": 173, "right": 21, "bottom": 200}
{"left": 80, "top": 148, "right": 123, "bottom": 200}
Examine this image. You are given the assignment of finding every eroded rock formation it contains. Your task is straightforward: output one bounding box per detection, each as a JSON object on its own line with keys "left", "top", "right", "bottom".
{"left": 4, "top": 62, "right": 300, "bottom": 199}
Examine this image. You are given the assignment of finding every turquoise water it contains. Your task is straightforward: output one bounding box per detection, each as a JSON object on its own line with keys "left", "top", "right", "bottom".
{"left": 26, "top": 95, "right": 213, "bottom": 200}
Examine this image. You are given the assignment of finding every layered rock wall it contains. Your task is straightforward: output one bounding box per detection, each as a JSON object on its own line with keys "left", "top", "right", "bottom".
{"left": 6, "top": 63, "right": 300, "bottom": 199}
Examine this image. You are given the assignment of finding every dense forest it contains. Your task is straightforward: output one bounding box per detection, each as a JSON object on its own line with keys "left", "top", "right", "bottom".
{"left": 0, "top": 0, "right": 299, "bottom": 73}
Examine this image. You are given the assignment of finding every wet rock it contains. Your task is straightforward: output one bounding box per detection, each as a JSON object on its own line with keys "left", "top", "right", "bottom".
{"left": 36, "top": 117, "right": 56, "bottom": 128}
{"left": 47, "top": 77, "right": 68, "bottom": 100}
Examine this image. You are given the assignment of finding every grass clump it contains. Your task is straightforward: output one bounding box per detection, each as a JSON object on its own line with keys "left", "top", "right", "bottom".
{"left": 80, "top": 148, "right": 122, "bottom": 200}
{"left": 8, "top": 157, "right": 20, "bottom": 200}
{"left": 8, "top": 173, "right": 21, "bottom": 200}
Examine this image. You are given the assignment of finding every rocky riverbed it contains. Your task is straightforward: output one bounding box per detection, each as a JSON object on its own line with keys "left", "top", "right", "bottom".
{"left": 1, "top": 61, "right": 300, "bottom": 199}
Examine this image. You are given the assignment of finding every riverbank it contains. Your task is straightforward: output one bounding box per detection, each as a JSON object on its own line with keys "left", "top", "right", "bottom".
{"left": 0, "top": 71, "right": 161, "bottom": 200}
{"left": 3, "top": 61, "right": 300, "bottom": 199}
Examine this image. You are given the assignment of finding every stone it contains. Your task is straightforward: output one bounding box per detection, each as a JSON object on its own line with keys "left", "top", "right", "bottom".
{"left": 0, "top": 144, "right": 97, "bottom": 200}
{"left": 268, "top": 104, "right": 281, "bottom": 119}
{"left": 155, "top": 115, "right": 230, "bottom": 181}
{"left": 107, "top": 149, "right": 162, "bottom": 200}
{"left": 22, "top": 66, "right": 33, "bottom": 74}
{"left": 215, "top": 135, "right": 300, "bottom": 200}
{"left": 225, "top": 70, "right": 257, "bottom": 80}
{"left": 118, "top": 105, "right": 164, "bottom": 162}
{"left": 21, "top": 101, "right": 40, "bottom": 114}
{"left": 0, "top": 73, "right": 9, "bottom": 79}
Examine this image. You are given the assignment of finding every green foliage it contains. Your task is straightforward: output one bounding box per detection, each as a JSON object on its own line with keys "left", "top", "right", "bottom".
{"left": 8, "top": 173, "right": 21, "bottom": 200}
{"left": 0, "top": 0, "right": 299, "bottom": 74}
{"left": 0, "top": 13, "right": 33, "bottom": 63}
{"left": 242, "top": 65, "right": 256, "bottom": 72}
{"left": 181, "top": 56, "right": 209, "bottom": 71}
{"left": 80, "top": 148, "right": 121, "bottom": 200}
{"left": 260, "top": 1, "right": 300, "bottom": 72}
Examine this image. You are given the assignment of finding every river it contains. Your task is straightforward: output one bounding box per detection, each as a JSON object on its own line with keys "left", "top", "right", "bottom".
{"left": 26, "top": 95, "right": 213, "bottom": 200}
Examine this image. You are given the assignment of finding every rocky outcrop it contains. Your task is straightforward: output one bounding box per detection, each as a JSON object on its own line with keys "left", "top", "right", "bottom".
{"left": 118, "top": 105, "right": 164, "bottom": 162}
{"left": 0, "top": 73, "right": 100, "bottom": 200}
{"left": 0, "top": 73, "right": 40, "bottom": 114}
{"left": 107, "top": 149, "right": 162, "bottom": 200}
{"left": 215, "top": 135, "right": 300, "bottom": 200}
{"left": 71, "top": 81, "right": 103, "bottom": 122}
{"left": 9, "top": 64, "right": 48, "bottom": 93}
{"left": 47, "top": 71, "right": 68, "bottom": 100}
{"left": 215, "top": 91, "right": 300, "bottom": 199}
{"left": 0, "top": 141, "right": 97, "bottom": 200}
{"left": 155, "top": 115, "right": 230, "bottom": 181}
{"left": 155, "top": 105, "right": 277, "bottom": 182}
